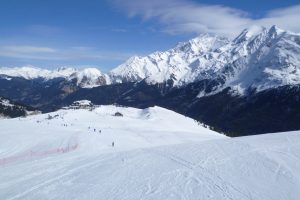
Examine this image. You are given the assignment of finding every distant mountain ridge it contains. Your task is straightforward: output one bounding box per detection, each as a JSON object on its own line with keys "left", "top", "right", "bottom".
{"left": 1, "top": 25, "right": 300, "bottom": 95}
{"left": 0, "top": 67, "right": 109, "bottom": 88}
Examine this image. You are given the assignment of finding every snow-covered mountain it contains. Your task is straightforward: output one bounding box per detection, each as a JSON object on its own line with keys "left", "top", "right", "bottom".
{"left": 112, "top": 25, "right": 300, "bottom": 95}
{"left": 1, "top": 25, "right": 299, "bottom": 93}
{"left": 68, "top": 68, "right": 111, "bottom": 88}
{"left": 204, "top": 25, "right": 300, "bottom": 95}
{"left": 1, "top": 104, "right": 300, "bottom": 199}
{"left": 109, "top": 34, "right": 229, "bottom": 84}
{"left": 0, "top": 66, "right": 110, "bottom": 88}
{"left": 0, "top": 66, "right": 76, "bottom": 80}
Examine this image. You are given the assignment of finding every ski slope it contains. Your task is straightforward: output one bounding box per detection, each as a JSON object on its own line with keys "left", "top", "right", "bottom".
{"left": 0, "top": 105, "right": 300, "bottom": 200}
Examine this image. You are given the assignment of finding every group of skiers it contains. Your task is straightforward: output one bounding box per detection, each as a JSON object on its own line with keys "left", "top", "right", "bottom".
{"left": 88, "top": 126, "right": 115, "bottom": 147}
{"left": 88, "top": 126, "right": 102, "bottom": 134}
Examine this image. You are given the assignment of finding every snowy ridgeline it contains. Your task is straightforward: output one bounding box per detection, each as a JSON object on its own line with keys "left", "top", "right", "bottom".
{"left": 0, "top": 105, "right": 300, "bottom": 199}
{"left": 1, "top": 26, "right": 300, "bottom": 94}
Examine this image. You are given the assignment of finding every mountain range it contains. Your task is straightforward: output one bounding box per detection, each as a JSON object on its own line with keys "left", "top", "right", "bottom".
{"left": 1, "top": 25, "right": 300, "bottom": 136}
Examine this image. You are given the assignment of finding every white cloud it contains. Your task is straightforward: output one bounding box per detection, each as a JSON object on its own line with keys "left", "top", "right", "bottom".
{"left": 3, "top": 46, "right": 56, "bottom": 53}
{"left": 0, "top": 45, "right": 133, "bottom": 61}
{"left": 27, "top": 25, "right": 63, "bottom": 35}
{"left": 111, "top": 0, "right": 300, "bottom": 37}
{"left": 255, "top": 5, "right": 300, "bottom": 33}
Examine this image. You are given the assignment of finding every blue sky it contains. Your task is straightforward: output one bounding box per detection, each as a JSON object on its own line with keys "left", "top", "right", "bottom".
{"left": 0, "top": 0, "right": 300, "bottom": 71}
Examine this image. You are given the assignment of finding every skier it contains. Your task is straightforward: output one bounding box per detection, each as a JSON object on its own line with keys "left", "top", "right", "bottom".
{"left": 112, "top": 142, "right": 115, "bottom": 147}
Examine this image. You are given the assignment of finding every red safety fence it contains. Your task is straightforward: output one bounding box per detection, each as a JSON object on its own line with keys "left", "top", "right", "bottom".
{"left": 0, "top": 144, "right": 79, "bottom": 166}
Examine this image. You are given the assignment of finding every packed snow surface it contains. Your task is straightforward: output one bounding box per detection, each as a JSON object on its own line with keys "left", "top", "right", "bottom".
{"left": 1, "top": 105, "right": 300, "bottom": 200}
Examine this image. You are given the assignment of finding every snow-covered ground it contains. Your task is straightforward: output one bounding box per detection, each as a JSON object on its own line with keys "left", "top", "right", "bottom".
{"left": 0, "top": 105, "right": 300, "bottom": 200}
